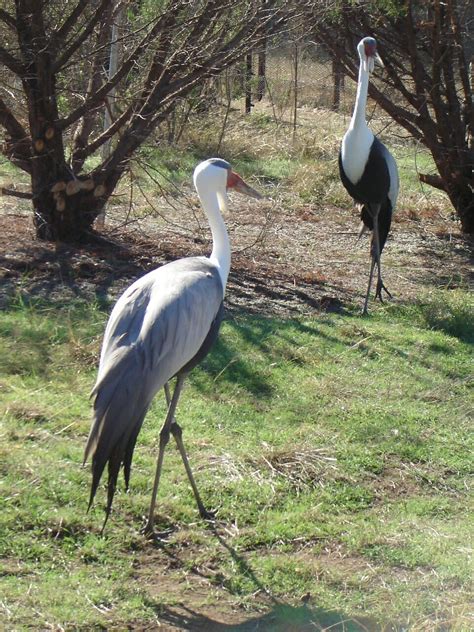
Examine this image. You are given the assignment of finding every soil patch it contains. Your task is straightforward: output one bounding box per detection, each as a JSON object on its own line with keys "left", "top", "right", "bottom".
{"left": 1, "top": 192, "right": 472, "bottom": 317}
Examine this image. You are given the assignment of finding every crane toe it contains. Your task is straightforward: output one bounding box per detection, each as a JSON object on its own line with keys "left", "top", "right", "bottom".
{"left": 375, "top": 278, "right": 392, "bottom": 301}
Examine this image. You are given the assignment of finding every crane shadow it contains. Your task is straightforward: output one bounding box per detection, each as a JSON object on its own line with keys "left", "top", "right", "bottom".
{"left": 156, "top": 603, "right": 391, "bottom": 631}
{"left": 194, "top": 310, "right": 361, "bottom": 400}
{"left": 146, "top": 522, "right": 398, "bottom": 632}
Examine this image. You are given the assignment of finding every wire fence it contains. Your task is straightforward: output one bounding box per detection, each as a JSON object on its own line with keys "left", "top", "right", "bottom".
{"left": 207, "top": 40, "right": 365, "bottom": 138}
{"left": 171, "top": 38, "right": 414, "bottom": 153}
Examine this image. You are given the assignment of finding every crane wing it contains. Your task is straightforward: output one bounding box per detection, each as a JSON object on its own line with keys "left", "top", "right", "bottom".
{"left": 84, "top": 257, "right": 224, "bottom": 511}
{"left": 378, "top": 141, "right": 399, "bottom": 210}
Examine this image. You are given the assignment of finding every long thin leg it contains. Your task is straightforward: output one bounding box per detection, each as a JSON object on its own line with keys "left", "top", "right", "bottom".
{"left": 171, "top": 422, "right": 215, "bottom": 520}
{"left": 373, "top": 213, "right": 383, "bottom": 295}
{"left": 363, "top": 205, "right": 392, "bottom": 314}
{"left": 143, "top": 376, "right": 185, "bottom": 535}
{"left": 362, "top": 204, "right": 380, "bottom": 315}
{"left": 372, "top": 213, "right": 392, "bottom": 303}
{"left": 363, "top": 256, "right": 376, "bottom": 315}
{"left": 164, "top": 383, "right": 214, "bottom": 520}
{"left": 164, "top": 381, "right": 172, "bottom": 408}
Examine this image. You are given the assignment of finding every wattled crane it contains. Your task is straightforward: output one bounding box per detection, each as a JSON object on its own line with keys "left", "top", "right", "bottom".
{"left": 84, "top": 158, "right": 262, "bottom": 534}
{"left": 339, "top": 37, "right": 399, "bottom": 314}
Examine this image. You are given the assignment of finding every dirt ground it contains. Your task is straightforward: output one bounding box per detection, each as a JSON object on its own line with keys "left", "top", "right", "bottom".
{"left": 0, "top": 192, "right": 472, "bottom": 631}
{"left": 1, "top": 187, "right": 472, "bottom": 316}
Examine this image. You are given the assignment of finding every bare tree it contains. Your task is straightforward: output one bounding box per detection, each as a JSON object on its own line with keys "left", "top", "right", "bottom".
{"left": 0, "top": 0, "right": 291, "bottom": 241}
{"left": 311, "top": 0, "right": 474, "bottom": 233}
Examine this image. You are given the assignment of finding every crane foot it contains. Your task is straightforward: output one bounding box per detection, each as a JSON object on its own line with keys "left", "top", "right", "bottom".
{"left": 141, "top": 519, "right": 176, "bottom": 541}
{"left": 199, "top": 506, "right": 218, "bottom": 522}
{"left": 375, "top": 279, "right": 392, "bottom": 302}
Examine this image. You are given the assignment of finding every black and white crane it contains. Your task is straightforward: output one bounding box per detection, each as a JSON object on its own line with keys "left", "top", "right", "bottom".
{"left": 339, "top": 37, "right": 399, "bottom": 314}
{"left": 84, "top": 158, "right": 261, "bottom": 534}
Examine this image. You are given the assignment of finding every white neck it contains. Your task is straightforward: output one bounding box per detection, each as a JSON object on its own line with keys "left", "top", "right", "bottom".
{"left": 341, "top": 58, "right": 374, "bottom": 184}
{"left": 196, "top": 187, "right": 231, "bottom": 292}
{"left": 350, "top": 60, "right": 369, "bottom": 130}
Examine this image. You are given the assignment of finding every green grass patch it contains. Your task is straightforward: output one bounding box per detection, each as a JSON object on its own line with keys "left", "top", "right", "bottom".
{"left": 0, "top": 292, "right": 472, "bottom": 629}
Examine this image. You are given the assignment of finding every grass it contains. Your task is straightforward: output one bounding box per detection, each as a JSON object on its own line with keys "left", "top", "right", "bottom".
{"left": 0, "top": 290, "right": 472, "bottom": 629}
{"left": 0, "top": 92, "right": 469, "bottom": 629}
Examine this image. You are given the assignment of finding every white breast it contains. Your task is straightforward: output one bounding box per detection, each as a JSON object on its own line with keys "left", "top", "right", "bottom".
{"left": 341, "top": 126, "right": 374, "bottom": 184}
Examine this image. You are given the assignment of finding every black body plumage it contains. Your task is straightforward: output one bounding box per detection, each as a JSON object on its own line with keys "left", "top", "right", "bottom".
{"left": 339, "top": 136, "right": 394, "bottom": 256}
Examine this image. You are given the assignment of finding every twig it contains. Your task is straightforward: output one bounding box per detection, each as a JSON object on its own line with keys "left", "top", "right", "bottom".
{"left": 1, "top": 187, "right": 32, "bottom": 199}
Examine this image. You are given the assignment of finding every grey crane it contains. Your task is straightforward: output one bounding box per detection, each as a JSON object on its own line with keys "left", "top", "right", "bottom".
{"left": 339, "top": 37, "right": 399, "bottom": 314}
{"left": 84, "top": 158, "right": 262, "bottom": 534}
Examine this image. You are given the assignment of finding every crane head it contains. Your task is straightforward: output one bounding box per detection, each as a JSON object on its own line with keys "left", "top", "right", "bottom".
{"left": 194, "top": 158, "right": 262, "bottom": 201}
{"left": 358, "top": 37, "right": 384, "bottom": 73}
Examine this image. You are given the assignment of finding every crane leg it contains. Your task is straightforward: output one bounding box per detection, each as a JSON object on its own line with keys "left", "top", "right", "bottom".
{"left": 363, "top": 257, "right": 376, "bottom": 315}
{"left": 171, "top": 422, "right": 215, "bottom": 520}
{"left": 163, "top": 383, "right": 214, "bottom": 520}
{"left": 373, "top": 212, "right": 383, "bottom": 291}
{"left": 372, "top": 214, "right": 392, "bottom": 303}
{"left": 143, "top": 376, "right": 185, "bottom": 536}
{"left": 375, "top": 274, "right": 392, "bottom": 301}
{"left": 363, "top": 208, "right": 391, "bottom": 313}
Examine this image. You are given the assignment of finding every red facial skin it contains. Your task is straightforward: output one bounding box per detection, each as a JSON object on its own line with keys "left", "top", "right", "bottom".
{"left": 227, "top": 170, "right": 242, "bottom": 189}
{"left": 364, "top": 41, "right": 377, "bottom": 58}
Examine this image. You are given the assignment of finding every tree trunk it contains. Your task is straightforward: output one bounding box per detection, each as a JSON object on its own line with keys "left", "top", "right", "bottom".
{"left": 445, "top": 178, "right": 474, "bottom": 233}
{"left": 457, "top": 196, "right": 474, "bottom": 233}
{"left": 34, "top": 184, "right": 106, "bottom": 241}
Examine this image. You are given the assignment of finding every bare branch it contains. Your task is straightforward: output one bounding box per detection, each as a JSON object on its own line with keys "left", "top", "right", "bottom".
{"left": 446, "top": 0, "right": 474, "bottom": 141}
{"left": 418, "top": 173, "right": 447, "bottom": 191}
{"left": 51, "top": 0, "right": 90, "bottom": 48}
{"left": 1, "top": 187, "right": 33, "bottom": 199}
{"left": 0, "top": 95, "right": 31, "bottom": 173}
{"left": 0, "top": 8, "right": 16, "bottom": 30}
{"left": 53, "top": 0, "right": 113, "bottom": 72}
{"left": 73, "top": 103, "right": 135, "bottom": 165}
{"left": 59, "top": 9, "right": 184, "bottom": 130}
{"left": 70, "top": 3, "right": 115, "bottom": 171}
{"left": 0, "top": 45, "right": 25, "bottom": 76}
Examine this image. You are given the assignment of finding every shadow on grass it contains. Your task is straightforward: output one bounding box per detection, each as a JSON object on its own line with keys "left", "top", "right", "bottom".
{"left": 193, "top": 313, "right": 339, "bottom": 400}
{"left": 157, "top": 603, "right": 393, "bottom": 631}
{"left": 0, "top": 236, "right": 148, "bottom": 309}
{"left": 149, "top": 523, "right": 398, "bottom": 632}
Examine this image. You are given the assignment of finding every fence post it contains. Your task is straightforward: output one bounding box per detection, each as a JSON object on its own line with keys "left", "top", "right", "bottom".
{"left": 332, "top": 57, "right": 344, "bottom": 111}
{"left": 293, "top": 42, "right": 299, "bottom": 137}
{"left": 245, "top": 52, "right": 253, "bottom": 114}
{"left": 256, "top": 40, "right": 267, "bottom": 101}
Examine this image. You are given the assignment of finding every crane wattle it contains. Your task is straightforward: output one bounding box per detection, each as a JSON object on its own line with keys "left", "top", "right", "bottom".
{"left": 227, "top": 170, "right": 239, "bottom": 188}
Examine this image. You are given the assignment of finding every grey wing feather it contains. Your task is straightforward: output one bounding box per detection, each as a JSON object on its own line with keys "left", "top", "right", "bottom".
{"left": 84, "top": 257, "right": 223, "bottom": 513}
{"left": 380, "top": 143, "right": 399, "bottom": 210}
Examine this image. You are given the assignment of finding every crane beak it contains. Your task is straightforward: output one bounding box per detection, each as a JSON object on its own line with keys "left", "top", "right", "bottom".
{"left": 227, "top": 171, "right": 263, "bottom": 199}
{"left": 375, "top": 52, "right": 384, "bottom": 68}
